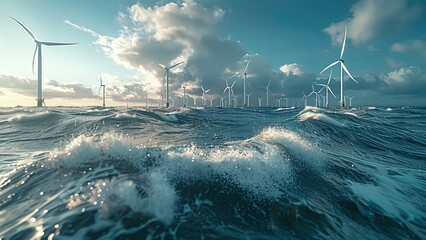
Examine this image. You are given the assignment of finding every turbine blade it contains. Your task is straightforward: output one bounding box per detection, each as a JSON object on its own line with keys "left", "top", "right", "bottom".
{"left": 40, "top": 41, "right": 77, "bottom": 46}
{"left": 169, "top": 60, "right": 185, "bottom": 69}
{"left": 316, "top": 84, "right": 327, "bottom": 87}
{"left": 223, "top": 87, "right": 228, "bottom": 94}
{"left": 205, "top": 89, "right": 210, "bottom": 93}
{"left": 231, "top": 80, "right": 236, "bottom": 88}
{"left": 159, "top": 64, "right": 166, "bottom": 69}
{"left": 318, "top": 87, "right": 325, "bottom": 94}
{"left": 244, "top": 59, "right": 250, "bottom": 73}
{"left": 10, "top": 17, "right": 36, "bottom": 40}
{"left": 201, "top": 86, "right": 205, "bottom": 92}
{"left": 327, "top": 69, "right": 333, "bottom": 85}
{"left": 342, "top": 62, "right": 358, "bottom": 83}
{"left": 100, "top": 74, "right": 103, "bottom": 86}
{"left": 340, "top": 26, "right": 347, "bottom": 60}
{"left": 229, "top": 72, "right": 239, "bottom": 79}
{"left": 98, "top": 86, "right": 102, "bottom": 93}
{"left": 32, "top": 44, "right": 38, "bottom": 76}
{"left": 328, "top": 86, "right": 336, "bottom": 98}
{"left": 267, "top": 79, "right": 271, "bottom": 87}
{"left": 225, "top": 79, "right": 229, "bottom": 87}
{"left": 320, "top": 61, "right": 339, "bottom": 75}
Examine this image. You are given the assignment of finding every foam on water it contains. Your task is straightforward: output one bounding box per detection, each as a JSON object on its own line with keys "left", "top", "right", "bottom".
{"left": 298, "top": 111, "right": 346, "bottom": 128}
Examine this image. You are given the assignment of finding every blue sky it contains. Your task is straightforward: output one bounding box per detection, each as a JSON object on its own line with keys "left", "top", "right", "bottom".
{"left": 0, "top": 0, "right": 425, "bottom": 107}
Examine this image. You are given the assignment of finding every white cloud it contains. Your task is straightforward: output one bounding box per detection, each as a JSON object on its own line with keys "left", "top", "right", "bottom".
{"left": 324, "top": 0, "right": 422, "bottom": 46}
{"left": 391, "top": 39, "right": 426, "bottom": 57}
{"left": 383, "top": 66, "right": 420, "bottom": 84}
{"left": 279, "top": 63, "right": 304, "bottom": 76}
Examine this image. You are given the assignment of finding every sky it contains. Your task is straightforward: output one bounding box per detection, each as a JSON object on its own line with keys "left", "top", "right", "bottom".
{"left": 0, "top": 0, "right": 425, "bottom": 107}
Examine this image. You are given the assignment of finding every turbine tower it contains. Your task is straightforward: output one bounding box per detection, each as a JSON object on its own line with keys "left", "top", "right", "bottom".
{"left": 99, "top": 74, "right": 106, "bottom": 107}
{"left": 316, "top": 69, "right": 336, "bottom": 108}
{"left": 11, "top": 17, "right": 77, "bottom": 107}
{"left": 258, "top": 97, "right": 262, "bottom": 107}
{"left": 159, "top": 60, "right": 185, "bottom": 108}
{"left": 320, "top": 26, "right": 357, "bottom": 108}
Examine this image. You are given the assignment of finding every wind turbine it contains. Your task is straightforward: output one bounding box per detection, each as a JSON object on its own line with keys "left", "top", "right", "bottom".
{"left": 99, "top": 74, "right": 106, "bottom": 107}
{"left": 347, "top": 96, "right": 355, "bottom": 108}
{"left": 301, "top": 91, "right": 308, "bottom": 107}
{"left": 220, "top": 97, "right": 225, "bottom": 107}
{"left": 316, "top": 69, "right": 336, "bottom": 108}
{"left": 320, "top": 26, "right": 358, "bottom": 107}
{"left": 200, "top": 86, "right": 210, "bottom": 106}
{"left": 182, "top": 85, "right": 186, "bottom": 107}
{"left": 11, "top": 17, "right": 77, "bottom": 107}
{"left": 223, "top": 79, "right": 236, "bottom": 108}
{"left": 258, "top": 97, "right": 262, "bottom": 107}
{"left": 308, "top": 85, "right": 319, "bottom": 107}
{"left": 247, "top": 92, "right": 253, "bottom": 107}
{"left": 159, "top": 60, "right": 185, "bottom": 108}
{"left": 263, "top": 79, "right": 272, "bottom": 107}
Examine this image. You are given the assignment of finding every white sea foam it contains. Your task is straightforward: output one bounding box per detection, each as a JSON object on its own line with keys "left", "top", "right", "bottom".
{"left": 298, "top": 112, "right": 346, "bottom": 128}
{"left": 7, "top": 111, "right": 50, "bottom": 122}
{"left": 158, "top": 113, "right": 179, "bottom": 122}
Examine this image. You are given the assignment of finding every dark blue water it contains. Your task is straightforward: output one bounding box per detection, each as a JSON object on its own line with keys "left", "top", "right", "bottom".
{"left": 0, "top": 106, "right": 425, "bottom": 239}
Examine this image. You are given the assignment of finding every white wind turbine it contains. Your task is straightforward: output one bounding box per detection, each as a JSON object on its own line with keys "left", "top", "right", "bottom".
{"left": 316, "top": 69, "right": 336, "bottom": 108}
{"left": 308, "top": 85, "right": 319, "bottom": 107}
{"left": 223, "top": 79, "right": 236, "bottom": 108}
{"left": 11, "top": 17, "right": 77, "bottom": 107}
{"left": 320, "top": 26, "right": 358, "bottom": 107}
{"left": 229, "top": 59, "right": 251, "bottom": 107}
{"left": 220, "top": 97, "right": 225, "bottom": 107}
{"left": 247, "top": 92, "right": 253, "bottom": 107}
{"left": 347, "top": 96, "right": 355, "bottom": 108}
{"left": 99, "top": 74, "right": 106, "bottom": 107}
{"left": 301, "top": 91, "right": 308, "bottom": 107}
{"left": 200, "top": 86, "right": 210, "bottom": 106}
{"left": 258, "top": 97, "right": 262, "bottom": 107}
{"left": 159, "top": 60, "right": 185, "bottom": 108}
{"left": 263, "top": 80, "right": 272, "bottom": 107}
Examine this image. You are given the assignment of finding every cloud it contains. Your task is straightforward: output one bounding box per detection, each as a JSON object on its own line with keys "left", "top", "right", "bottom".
{"left": 391, "top": 39, "right": 426, "bottom": 57}
{"left": 0, "top": 74, "right": 97, "bottom": 99}
{"left": 324, "top": 0, "right": 422, "bottom": 46}
{"left": 378, "top": 66, "right": 426, "bottom": 96}
{"left": 66, "top": 0, "right": 292, "bottom": 103}
{"left": 279, "top": 63, "right": 304, "bottom": 76}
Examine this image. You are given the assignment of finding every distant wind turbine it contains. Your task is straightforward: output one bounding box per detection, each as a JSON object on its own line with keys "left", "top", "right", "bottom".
{"left": 316, "top": 69, "right": 336, "bottom": 108}
{"left": 11, "top": 17, "right": 77, "bottom": 107}
{"left": 308, "top": 85, "right": 319, "bottom": 107}
{"left": 264, "top": 80, "right": 272, "bottom": 107}
{"left": 301, "top": 91, "right": 308, "bottom": 107}
{"left": 201, "top": 86, "right": 210, "bottom": 106}
{"left": 247, "top": 92, "right": 253, "bottom": 107}
{"left": 258, "top": 97, "right": 262, "bottom": 107}
{"left": 347, "top": 96, "right": 355, "bottom": 108}
{"left": 159, "top": 60, "right": 185, "bottom": 108}
{"left": 99, "top": 74, "right": 106, "bottom": 107}
{"left": 223, "top": 79, "right": 236, "bottom": 108}
{"left": 320, "top": 26, "right": 358, "bottom": 107}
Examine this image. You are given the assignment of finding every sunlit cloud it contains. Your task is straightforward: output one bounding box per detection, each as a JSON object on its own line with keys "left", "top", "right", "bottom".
{"left": 324, "top": 0, "right": 422, "bottom": 46}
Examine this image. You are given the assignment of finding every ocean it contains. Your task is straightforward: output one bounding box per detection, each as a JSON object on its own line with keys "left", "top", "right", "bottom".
{"left": 0, "top": 106, "right": 425, "bottom": 239}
